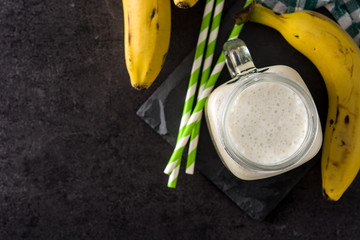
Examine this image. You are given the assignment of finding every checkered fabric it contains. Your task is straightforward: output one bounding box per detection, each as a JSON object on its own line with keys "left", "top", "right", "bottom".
{"left": 258, "top": 0, "right": 360, "bottom": 46}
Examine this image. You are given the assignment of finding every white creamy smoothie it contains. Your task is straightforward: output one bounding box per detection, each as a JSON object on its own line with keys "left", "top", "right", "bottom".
{"left": 224, "top": 81, "right": 308, "bottom": 165}
{"left": 205, "top": 39, "right": 322, "bottom": 180}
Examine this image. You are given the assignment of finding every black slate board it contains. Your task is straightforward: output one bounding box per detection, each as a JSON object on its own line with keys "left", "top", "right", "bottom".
{"left": 137, "top": 1, "right": 328, "bottom": 220}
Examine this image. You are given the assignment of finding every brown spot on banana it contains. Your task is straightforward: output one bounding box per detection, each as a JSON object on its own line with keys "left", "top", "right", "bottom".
{"left": 332, "top": 161, "right": 340, "bottom": 167}
{"left": 348, "top": 64, "right": 354, "bottom": 77}
{"left": 325, "top": 156, "right": 330, "bottom": 169}
{"left": 151, "top": 8, "right": 157, "bottom": 20}
{"left": 156, "top": 23, "right": 159, "bottom": 31}
{"left": 335, "top": 97, "right": 340, "bottom": 124}
{"left": 128, "top": 15, "right": 131, "bottom": 45}
{"left": 273, "top": 11, "right": 288, "bottom": 20}
{"left": 344, "top": 115, "right": 350, "bottom": 124}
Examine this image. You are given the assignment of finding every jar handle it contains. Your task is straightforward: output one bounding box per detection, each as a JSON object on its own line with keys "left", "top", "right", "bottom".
{"left": 223, "top": 39, "right": 256, "bottom": 78}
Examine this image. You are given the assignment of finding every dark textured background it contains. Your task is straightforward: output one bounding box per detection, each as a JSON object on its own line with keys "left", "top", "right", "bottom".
{"left": 1, "top": 0, "right": 360, "bottom": 239}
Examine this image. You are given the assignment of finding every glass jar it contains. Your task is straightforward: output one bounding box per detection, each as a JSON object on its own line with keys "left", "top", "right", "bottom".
{"left": 205, "top": 39, "right": 322, "bottom": 180}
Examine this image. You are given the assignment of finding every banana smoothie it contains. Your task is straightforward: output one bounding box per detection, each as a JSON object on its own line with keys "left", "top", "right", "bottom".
{"left": 225, "top": 81, "right": 308, "bottom": 166}
{"left": 205, "top": 39, "right": 322, "bottom": 180}
{"left": 205, "top": 68, "right": 322, "bottom": 180}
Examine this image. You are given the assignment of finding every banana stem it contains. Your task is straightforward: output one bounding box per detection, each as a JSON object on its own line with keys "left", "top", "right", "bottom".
{"left": 234, "top": 3, "right": 285, "bottom": 30}
{"left": 249, "top": 4, "right": 285, "bottom": 29}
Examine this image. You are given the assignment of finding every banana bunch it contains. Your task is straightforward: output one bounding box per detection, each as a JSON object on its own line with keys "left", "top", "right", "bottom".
{"left": 174, "top": 0, "right": 199, "bottom": 9}
{"left": 240, "top": 3, "right": 360, "bottom": 201}
{"left": 122, "top": 0, "right": 171, "bottom": 90}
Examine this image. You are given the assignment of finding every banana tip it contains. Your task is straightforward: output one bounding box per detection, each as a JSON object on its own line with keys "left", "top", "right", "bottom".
{"left": 322, "top": 189, "right": 340, "bottom": 202}
{"left": 132, "top": 84, "right": 148, "bottom": 91}
{"left": 176, "top": 2, "right": 191, "bottom": 9}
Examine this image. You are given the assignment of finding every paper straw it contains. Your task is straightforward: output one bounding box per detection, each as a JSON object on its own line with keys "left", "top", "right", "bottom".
{"left": 165, "top": 19, "right": 250, "bottom": 181}
{"left": 176, "top": 0, "right": 215, "bottom": 141}
{"left": 166, "top": 0, "right": 254, "bottom": 188}
{"left": 165, "top": 23, "right": 248, "bottom": 173}
{"left": 186, "top": 0, "right": 225, "bottom": 175}
{"left": 165, "top": 0, "right": 216, "bottom": 187}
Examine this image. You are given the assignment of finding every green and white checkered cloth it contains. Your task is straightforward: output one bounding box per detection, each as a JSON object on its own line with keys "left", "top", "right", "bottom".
{"left": 258, "top": 0, "right": 360, "bottom": 46}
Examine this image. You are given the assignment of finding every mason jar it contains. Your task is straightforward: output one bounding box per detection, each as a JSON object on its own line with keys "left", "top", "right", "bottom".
{"left": 205, "top": 39, "right": 322, "bottom": 180}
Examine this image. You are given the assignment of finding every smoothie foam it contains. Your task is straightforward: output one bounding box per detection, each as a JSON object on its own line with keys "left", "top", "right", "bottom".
{"left": 225, "top": 81, "right": 308, "bottom": 165}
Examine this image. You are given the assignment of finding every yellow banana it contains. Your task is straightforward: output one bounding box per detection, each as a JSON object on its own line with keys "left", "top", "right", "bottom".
{"left": 243, "top": 4, "right": 360, "bottom": 201}
{"left": 174, "top": 0, "right": 199, "bottom": 9}
{"left": 122, "top": 0, "right": 171, "bottom": 90}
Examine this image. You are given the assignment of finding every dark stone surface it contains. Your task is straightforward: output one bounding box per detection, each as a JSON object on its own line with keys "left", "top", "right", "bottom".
{"left": 0, "top": 0, "right": 360, "bottom": 239}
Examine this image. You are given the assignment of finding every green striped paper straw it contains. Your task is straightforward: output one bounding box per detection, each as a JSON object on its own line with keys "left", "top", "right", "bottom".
{"left": 165, "top": 24, "right": 249, "bottom": 174}
{"left": 186, "top": 0, "right": 225, "bottom": 175}
{"left": 164, "top": 0, "right": 216, "bottom": 178}
{"left": 165, "top": 0, "right": 253, "bottom": 188}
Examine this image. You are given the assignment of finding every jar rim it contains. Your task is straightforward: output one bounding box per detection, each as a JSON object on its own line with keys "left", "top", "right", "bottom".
{"left": 218, "top": 72, "right": 319, "bottom": 172}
